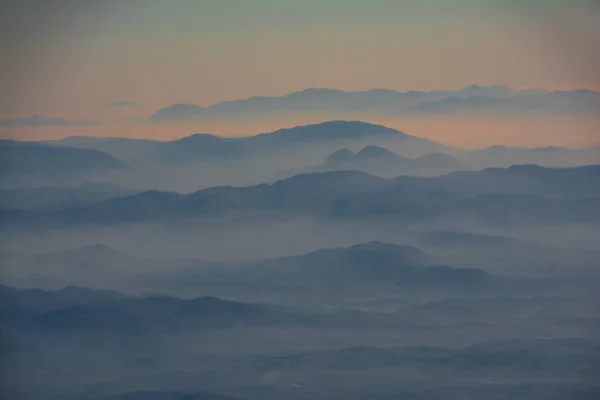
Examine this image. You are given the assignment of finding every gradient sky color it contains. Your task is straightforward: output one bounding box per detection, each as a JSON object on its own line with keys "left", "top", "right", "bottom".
{"left": 1, "top": 0, "right": 599, "bottom": 147}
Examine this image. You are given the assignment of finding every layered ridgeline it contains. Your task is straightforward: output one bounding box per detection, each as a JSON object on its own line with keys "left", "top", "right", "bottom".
{"left": 2, "top": 241, "right": 494, "bottom": 296}
{"left": 41, "top": 121, "right": 599, "bottom": 171}
{"left": 44, "top": 121, "right": 450, "bottom": 164}
{"left": 3, "top": 165, "right": 598, "bottom": 229}
{"left": 6, "top": 121, "right": 453, "bottom": 191}
{"left": 3, "top": 282, "right": 599, "bottom": 400}
{"left": 0, "top": 241, "right": 491, "bottom": 334}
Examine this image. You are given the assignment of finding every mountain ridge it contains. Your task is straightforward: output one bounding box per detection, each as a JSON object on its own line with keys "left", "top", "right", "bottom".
{"left": 147, "top": 85, "right": 600, "bottom": 122}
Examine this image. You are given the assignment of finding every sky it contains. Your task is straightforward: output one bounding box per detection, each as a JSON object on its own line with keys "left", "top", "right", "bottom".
{"left": 1, "top": 0, "right": 599, "bottom": 147}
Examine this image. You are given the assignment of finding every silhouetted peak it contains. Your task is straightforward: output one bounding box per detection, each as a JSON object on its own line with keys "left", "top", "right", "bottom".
{"left": 263, "top": 120, "right": 405, "bottom": 139}
{"left": 356, "top": 145, "right": 400, "bottom": 160}
{"left": 326, "top": 148, "right": 356, "bottom": 163}
{"left": 174, "top": 133, "right": 228, "bottom": 144}
{"left": 148, "top": 103, "right": 203, "bottom": 122}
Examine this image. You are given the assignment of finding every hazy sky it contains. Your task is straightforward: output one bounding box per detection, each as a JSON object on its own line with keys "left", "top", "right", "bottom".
{"left": 1, "top": 0, "right": 599, "bottom": 147}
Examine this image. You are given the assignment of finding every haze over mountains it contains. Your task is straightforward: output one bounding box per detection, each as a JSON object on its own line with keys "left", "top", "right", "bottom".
{"left": 4, "top": 0, "right": 600, "bottom": 396}
{"left": 45, "top": 120, "right": 447, "bottom": 162}
{"left": 1, "top": 120, "right": 596, "bottom": 194}
{"left": 4, "top": 85, "right": 598, "bottom": 148}
{"left": 1, "top": 118, "right": 599, "bottom": 400}
{"left": 3, "top": 163, "right": 598, "bottom": 231}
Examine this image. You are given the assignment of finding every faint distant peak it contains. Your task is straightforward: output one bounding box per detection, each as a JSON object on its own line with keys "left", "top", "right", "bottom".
{"left": 458, "top": 84, "right": 513, "bottom": 93}
{"left": 148, "top": 103, "right": 203, "bottom": 122}
{"left": 552, "top": 88, "right": 598, "bottom": 95}
{"left": 529, "top": 146, "right": 571, "bottom": 153}
{"left": 462, "top": 84, "right": 509, "bottom": 90}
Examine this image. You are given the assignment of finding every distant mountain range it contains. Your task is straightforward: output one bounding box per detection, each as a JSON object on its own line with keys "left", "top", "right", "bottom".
{"left": 147, "top": 86, "right": 600, "bottom": 122}
{"left": 0, "top": 284, "right": 302, "bottom": 333}
{"left": 2, "top": 165, "right": 598, "bottom": 230}
{"left": 41, "top": 121, "right": 599, "bottom": 171}
{"left": 41, "top": 121, "right": 449, "bottom": 165}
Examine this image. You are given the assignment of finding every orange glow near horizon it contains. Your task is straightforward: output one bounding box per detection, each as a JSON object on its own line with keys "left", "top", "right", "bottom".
{"left": 2, "top": 1, "right": 599, "bottom": 149}
{"left": 3, "top": 114, "right": 599, "bottom": 150}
